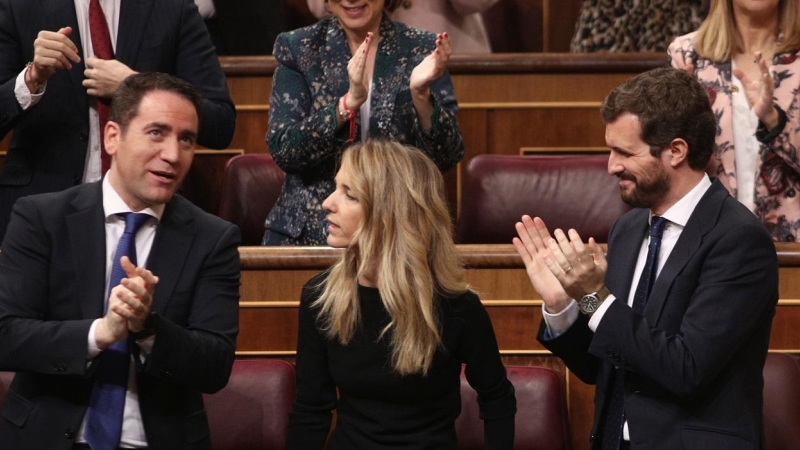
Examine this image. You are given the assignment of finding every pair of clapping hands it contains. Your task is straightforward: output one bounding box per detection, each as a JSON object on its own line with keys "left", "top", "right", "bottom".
{"left": 513, "top": 216, "right": 608, "bottom": 315}
{"left": 95, "top": 257, "right": 160, "bottom": 350}
{"left": 26, "top": 26, "right": 135, "bottom": 97}
{"left": 342, "top": 31, "right": 451, "bottom": 112}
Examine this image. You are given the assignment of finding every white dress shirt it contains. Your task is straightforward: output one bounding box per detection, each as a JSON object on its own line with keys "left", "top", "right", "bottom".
{"left": 14, "top": 0, "right": 121, "bottom": 184}
{"left": 75, "top": 175, "right": 165, "bottom": 448}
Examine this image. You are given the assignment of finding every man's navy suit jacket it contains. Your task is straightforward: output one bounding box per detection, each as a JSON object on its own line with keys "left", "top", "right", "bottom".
{"left": 539, "top": 179, "right": 779, "bottom": 450}
{"left": 0, "top": 182, "right": 241, "bottom": 449}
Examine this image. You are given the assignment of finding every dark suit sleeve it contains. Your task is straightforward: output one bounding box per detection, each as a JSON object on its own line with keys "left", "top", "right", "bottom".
{"left": 173, "top": 0, "right": 235, "bottom": 149}
{"left": 589, "top": 221, "right": 778, "bottom": 398}
{"left": 0, "top": 0, "right": 26, "bottom": 138}
{"left": 137, "top": 223, "right": 240, "bottom": 394}
{"left": 0, "top": 197, "right": 95, "bottom": 375}
{"left": 537, "top": 313, "right": 600, "bottom": 385}
{"left": 285, "top": 282, "right": 336, "bottom": 449}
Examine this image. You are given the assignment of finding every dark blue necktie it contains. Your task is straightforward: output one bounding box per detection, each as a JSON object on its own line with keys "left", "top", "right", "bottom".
{"left": 85, "top": 212, "right": 150, "bottom": 450}
{"left": 600, "top": 216, "right": 668, "bottom": 450}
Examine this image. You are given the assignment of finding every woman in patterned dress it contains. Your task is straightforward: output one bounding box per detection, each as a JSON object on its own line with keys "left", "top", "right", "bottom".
{"left": 669, "top": 0, "right": 800, "bottom": 241}
{"left": 263, "top": 0, "right": 464, "bottom": 245}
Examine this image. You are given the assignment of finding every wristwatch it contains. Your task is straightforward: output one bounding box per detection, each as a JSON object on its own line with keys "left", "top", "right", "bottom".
{"left": 578, "top": 286, "right": 611, "bottom": 315}
{"left": 130, "top": 312, "right": 162, "bottom": 341}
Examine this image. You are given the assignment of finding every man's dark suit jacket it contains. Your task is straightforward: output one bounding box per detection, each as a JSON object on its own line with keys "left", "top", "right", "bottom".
{"left": 539, "top": 179, "right": 779, "bottom": 450}
{"left": 0, "top": 182, "right": 241, "bottom": 449}
{"left": 0, "top": 0, "right": 236, "bottom": 240}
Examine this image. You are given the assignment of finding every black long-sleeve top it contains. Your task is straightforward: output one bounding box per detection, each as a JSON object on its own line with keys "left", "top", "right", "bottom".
{"left": 286, "top": 272, "right": 516, "bottom": 449}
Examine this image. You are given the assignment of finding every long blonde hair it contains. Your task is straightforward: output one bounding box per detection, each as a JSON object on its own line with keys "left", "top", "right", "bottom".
{"left": 695, "top": 0, "right": 800, "bottom": 61}
{"left": 313, "top": 140, "right": 468, "bottom": 376}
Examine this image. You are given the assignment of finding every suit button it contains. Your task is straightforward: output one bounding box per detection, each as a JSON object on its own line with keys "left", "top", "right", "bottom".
{"left": 64, "top": 427, "right": 75, "bottom": 439}
{"left": 79, "top": 131, "right": 89, "bottom": 142}
{"left": 72, "top": 176, "right": 80, "bottom": 185}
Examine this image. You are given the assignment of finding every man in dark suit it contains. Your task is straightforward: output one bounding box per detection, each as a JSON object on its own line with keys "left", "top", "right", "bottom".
{"left": 514, "top": 67, "right": 778, "bottom": 450}
{"left": 0, "top": 73, "right": 240, "bottom": 449}
{"left": 0, "top": 0, "right": 236, "bottom": 241}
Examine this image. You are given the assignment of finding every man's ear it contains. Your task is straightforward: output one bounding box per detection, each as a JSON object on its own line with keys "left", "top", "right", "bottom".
{"left": 105, "top": 121, "right": 122, "bottom": 156}
{"left": 667, "top": 138, "right": 689, "bottom": 168}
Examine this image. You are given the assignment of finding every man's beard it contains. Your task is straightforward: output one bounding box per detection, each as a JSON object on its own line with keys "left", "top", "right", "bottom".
{"left": 618, "top": 164, "right": 670, "bottom": 209}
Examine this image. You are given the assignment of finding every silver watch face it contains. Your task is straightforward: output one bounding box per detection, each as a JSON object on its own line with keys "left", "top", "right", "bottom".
{"left": 579, "top": 295, "right": 599, "bottom": 314}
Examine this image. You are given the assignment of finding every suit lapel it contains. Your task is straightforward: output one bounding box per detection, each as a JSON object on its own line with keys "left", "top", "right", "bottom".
{"left": 606, "top": 209, "right": 648, "bottom": 304}
{"left": 39, "top": 0, "right": 87, "bottom": 115}
{"left": 644, "top": 181, "right": 727, "bottom": 324}
{"left": 146, "top": 199, "right": 195, "bottom": 314}
{"left": 116, "top": 0, "right": 154, "bottom": 67}
{"left": 67, "top": 183, "right": 107, "bottom": 319}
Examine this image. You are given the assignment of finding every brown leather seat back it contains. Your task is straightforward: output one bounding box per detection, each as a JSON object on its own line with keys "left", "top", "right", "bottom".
{"left": 456, "top": 364, "right": 570, "bottom": 449}
{"left": 218, "top": 154, "right": 286, "bottom": 245}
{"left": 456, "top": 154, "right": 628, "bottom": 244}
{"left": 763, "top": 353, "right": 800, "bottom": 450}
{"left": 203, "top": 359, "right": 296, "bottom": 450}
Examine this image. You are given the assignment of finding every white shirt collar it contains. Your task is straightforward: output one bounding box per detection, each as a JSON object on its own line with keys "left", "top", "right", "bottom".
{"left": 652, "top": 174, "right": 712, "bottom": 227}
{"left": 102, "top": 175, "right": 165, "bottom": 222}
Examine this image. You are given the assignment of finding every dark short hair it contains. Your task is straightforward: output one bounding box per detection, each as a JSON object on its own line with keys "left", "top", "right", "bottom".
{"left": 600, "top": 67, "right": 716, "bottom": 170}
{"left": 109, "top": 72, "right": 203, "bottom": 133}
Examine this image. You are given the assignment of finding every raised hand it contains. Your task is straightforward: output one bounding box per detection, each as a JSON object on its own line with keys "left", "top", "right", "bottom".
{"left": 28, "top": 27, "right": 80, "bottom": 89}
{"left": 513, "top": 216, "right": 573, "bottom": 313}
{"left": 345, "top": 32, "right": 372, "bottom": 110}
{"left": 513, "top": 216, "right": 607, "bottom": 312}
{"left": 733, "top": 51, "right": 779, "bottom": 130}
{"left": 409, "top": 32, "right": 451, "bottom": 95}
{"left": 83, "top": 57, "right": 137, "bottom": 98}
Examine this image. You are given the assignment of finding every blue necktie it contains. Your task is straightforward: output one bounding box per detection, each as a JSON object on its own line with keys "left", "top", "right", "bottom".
{"left": 84, "top": 213, "right": 150, "bottom": 450}
{"left": 600, "top": 216, "right": 668, "bottom": 450}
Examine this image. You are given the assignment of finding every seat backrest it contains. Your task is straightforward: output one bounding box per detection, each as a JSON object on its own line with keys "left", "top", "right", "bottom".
{"left": 218, "top": 154, "right": 286, "bottom": 245}
{"left": 203, "top": 359, "right": 296, "bottom": 450}
{"left": 456, "top": 365, "right": 569, "bottom": 450}
{"left": 456, "top": 154, "right": 628, "bottom": 244}
{"left": 763, "top": 353, "right": 800, "bottom": 450}
{"left": 0, "top": 371, "right": 14, "bottom": 411}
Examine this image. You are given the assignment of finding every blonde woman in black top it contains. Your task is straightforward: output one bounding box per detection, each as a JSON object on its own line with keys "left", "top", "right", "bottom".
{"left": 286, "top": 140, "right": 516, "bottom": 449}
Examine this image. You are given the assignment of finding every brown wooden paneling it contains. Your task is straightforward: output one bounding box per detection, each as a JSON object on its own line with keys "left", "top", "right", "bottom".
{"left": 488, "top": 108, "right": 608, "bottom": 153}
{"left": 452, "top": 74, "right": 634, "bottom": 102}
{"left": 231, "top": 109, "right": 270, "bottom": 154}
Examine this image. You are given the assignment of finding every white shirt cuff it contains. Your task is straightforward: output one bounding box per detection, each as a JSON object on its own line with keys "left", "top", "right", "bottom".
{"left": 87, "top": 319, "right": 102, "bottom": 359}
{"left": 15, "top": 68, "right": 46, "bottom": 110}
{"left": 587, "top": 294, "right": 617, "bottom": 332}
{"left": 542, "top": 299, "right": 579, "bottom": 339}
{"left": 136, "top": 335, "right": 156, "bottom": 363}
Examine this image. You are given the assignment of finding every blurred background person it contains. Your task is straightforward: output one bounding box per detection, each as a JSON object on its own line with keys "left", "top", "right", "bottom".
{"left": 199, "top": 0, "right": 289, "bottom": 55}
{"left": 571, "top": 0, "right": 708, "bottom": 52}
{"left": 669, "top": 0, "right": 800, "bottom": 241}
{"left": 0, "top": 0, "right": 235, "bottom": 242}
{"left": 286, "top": 140, "right": 515, "bottom": 449}
{"left": 264, "top": 0, "right": 464, "bottom": 246}
{"left": 308, "top": 0, "right": 499, "bottom": 53}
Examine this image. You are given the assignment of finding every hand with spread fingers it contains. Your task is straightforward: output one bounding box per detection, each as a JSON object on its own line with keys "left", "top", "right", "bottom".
{"left": 513, "top": 215, "right": 607, "bottom": 312}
